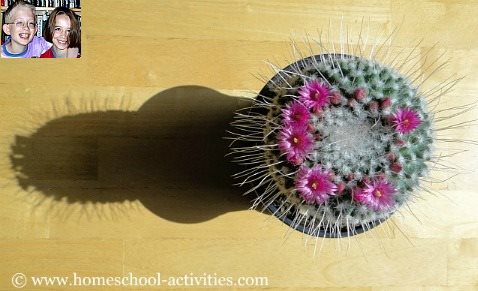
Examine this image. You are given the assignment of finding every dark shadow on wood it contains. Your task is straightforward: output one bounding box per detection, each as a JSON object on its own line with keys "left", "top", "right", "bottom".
{"left": 9, "top": 86, "right": 253, "bottom": 223}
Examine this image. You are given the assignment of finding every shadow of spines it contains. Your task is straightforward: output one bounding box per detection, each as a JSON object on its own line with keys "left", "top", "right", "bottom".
{"left": 9, "top": 86, "right": 253, "bottom": 223}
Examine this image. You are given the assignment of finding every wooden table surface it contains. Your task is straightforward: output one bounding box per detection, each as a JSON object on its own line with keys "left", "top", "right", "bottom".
{"left": 1, "top": 0, "right": 477, "bottom": 290}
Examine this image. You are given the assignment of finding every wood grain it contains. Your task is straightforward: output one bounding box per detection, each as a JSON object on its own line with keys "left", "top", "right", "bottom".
{"left": 1, "top": 0, "right": 477, "bottom": 289}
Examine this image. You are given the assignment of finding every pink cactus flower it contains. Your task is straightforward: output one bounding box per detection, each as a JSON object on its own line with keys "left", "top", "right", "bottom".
{"left": 298, "top": 80, "right": 330, "bottom": 112}
{"left": 353, "top": 179, "right": 396, "bottom": 211}
{"left": 278, "top": 125, "right": 314, "bottom": 165}
{"left": 295, "top": 166, "right": 337, "bottom": 204}
{"left": 281, "top": 101, "right": 311, "bottom": 129}
{"left": 392, "top": 107, "right": 421, "bottom": 134}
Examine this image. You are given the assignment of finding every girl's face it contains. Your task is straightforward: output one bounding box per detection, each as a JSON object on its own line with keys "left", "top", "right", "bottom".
{"left": 52, "top": 14, "right": 71, "bottom": 50}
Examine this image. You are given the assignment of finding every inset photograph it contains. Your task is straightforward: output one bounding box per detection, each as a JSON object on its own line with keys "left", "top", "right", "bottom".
{"left": 1, "top": 0, "right": 81, "bottom": 58}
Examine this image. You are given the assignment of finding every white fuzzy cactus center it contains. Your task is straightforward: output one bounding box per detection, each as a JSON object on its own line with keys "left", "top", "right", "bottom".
{"left": 327, "top": 118, "right": 373, "bottom": 153}
{"left": 314, "top": 107, "right": 393, "bottom": 177}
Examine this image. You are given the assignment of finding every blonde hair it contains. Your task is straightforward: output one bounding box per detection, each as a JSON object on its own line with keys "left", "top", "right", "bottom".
{"left": 4, "top": 0, "right": 36, "bottom": 23}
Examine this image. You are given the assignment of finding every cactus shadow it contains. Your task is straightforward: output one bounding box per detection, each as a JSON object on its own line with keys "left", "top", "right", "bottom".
{"left": 9, "top": 86, "right": 253, "bottom": 223}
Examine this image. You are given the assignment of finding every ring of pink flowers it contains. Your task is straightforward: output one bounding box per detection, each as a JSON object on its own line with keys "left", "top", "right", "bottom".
{"left": 277, "top": 80, "right": 422, "bottom": 211}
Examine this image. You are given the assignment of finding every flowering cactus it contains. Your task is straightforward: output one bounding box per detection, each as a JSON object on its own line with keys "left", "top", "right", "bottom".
{"left": 229, "top": 53, "right": 437, "bottom": 238}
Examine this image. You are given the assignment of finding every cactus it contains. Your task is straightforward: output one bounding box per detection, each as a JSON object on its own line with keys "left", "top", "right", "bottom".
{"left": 229, "top": 50, "right": 442, "bottom": 238}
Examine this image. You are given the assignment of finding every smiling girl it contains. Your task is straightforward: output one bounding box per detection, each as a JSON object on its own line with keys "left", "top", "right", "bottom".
{"left": 40, "top": 7, "right": 81, "bottom": 58}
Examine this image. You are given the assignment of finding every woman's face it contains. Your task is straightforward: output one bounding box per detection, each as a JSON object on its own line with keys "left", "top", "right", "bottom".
{"left": 52, "top": 14, "right": 71, "bottom": 50}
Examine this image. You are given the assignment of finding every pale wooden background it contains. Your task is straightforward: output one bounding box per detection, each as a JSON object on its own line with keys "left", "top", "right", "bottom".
{"left": 1, "top": 0, "right": 477, "bottom": 290}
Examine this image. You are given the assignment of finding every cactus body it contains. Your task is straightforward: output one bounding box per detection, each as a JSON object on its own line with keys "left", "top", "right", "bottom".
{"left": 230, "top": 54, "right": 433, "bottom": 237}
